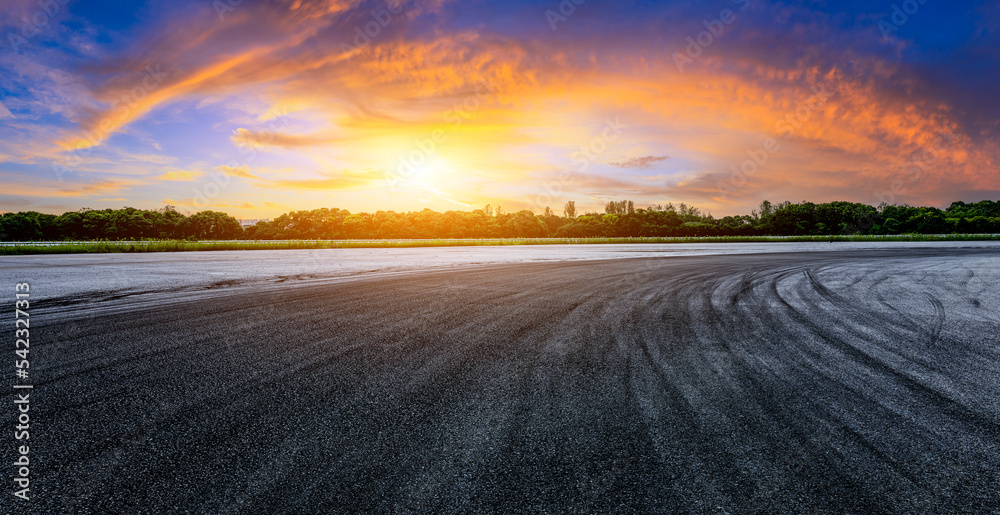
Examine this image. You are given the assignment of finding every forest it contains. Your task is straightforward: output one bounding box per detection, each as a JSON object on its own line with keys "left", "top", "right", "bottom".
{"left": 1, "top": 200, "right": 999, "bottom": 241}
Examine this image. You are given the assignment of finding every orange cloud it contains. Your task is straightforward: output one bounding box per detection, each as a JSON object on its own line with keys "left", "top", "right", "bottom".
{"left": 156, "top": 170, "right": 203, "bottom": 181}
{"left": 38, "top": 0, "right": 997, "bottom": 215}
{"left": 1, "top": 177, "right": 133, "bottom": 198}
{"left": 57, "top": 0, "right": 370, "bottom": 151}
{"left": 267, "top": 170, "right": 378, "bottom": 190}
{"left": 215, "top": 165, "right": 259, "bottom": 179}
{"left": 231, "top": 128, "right": 341, "bottom": 148}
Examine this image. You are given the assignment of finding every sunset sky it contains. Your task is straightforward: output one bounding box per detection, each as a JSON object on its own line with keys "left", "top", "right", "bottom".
{"left": 1, "top": 0, "right": 998, "bottom": 218}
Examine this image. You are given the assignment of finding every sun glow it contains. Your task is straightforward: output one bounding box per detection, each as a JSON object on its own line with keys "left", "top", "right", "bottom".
{"left": 2, "top": 0, "right": 996, "bottom": 219}
{"left": 410, "top": 156, "right": 455, "bottom": 183}
{"left": 382, "top": 154, "right": 471, "bottom": 206}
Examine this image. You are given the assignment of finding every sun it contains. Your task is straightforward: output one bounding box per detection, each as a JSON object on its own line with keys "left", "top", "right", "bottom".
{"left": 410, "top": 156, "right": 455, "bottom": 184}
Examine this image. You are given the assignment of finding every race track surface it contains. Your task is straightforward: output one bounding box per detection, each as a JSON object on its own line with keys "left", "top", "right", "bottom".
{"left": 11, "top": 248, "right": 1000, "bottom": 513}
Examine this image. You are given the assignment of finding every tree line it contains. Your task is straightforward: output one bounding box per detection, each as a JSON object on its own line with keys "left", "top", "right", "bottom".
{"left": 2, "top": 200, "right": 999, "bottom": 241}
{"left": 0, "top": 207, "right": 242, "bottom": 241}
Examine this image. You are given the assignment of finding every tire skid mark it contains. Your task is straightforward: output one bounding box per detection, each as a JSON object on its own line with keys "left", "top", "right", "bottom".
{"left": 20, "top": 249, "right": 1000, "bottom": 513}
{"left": 775, "top": 276, "right": 997, "bottom": 432}
{"left": 922, "top": 292, "right": 946, "bottom": 347}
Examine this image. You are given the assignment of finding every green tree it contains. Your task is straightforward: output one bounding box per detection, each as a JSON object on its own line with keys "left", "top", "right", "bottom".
{"left": 563, "top": 200, "right": 576, "bottom": 219}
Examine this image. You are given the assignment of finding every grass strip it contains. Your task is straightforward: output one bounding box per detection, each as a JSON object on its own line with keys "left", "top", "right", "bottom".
{"left": 2, "top": 234, "right": 999, "bottom": 255}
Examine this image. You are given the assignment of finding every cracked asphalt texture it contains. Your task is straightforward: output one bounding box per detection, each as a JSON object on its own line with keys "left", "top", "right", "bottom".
{"left": 4, "top": 246, "right": 1000, "bottom": 513}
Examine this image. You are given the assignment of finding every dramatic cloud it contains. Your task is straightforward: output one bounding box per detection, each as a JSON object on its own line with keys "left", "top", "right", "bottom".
{"left": 0, "top": 0, "right": 997, "bottom": 217}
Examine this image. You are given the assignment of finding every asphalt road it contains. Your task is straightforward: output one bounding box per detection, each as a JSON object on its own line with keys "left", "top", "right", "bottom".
{"left": 8, "top": 248, "right": 1000, "bottom": 513}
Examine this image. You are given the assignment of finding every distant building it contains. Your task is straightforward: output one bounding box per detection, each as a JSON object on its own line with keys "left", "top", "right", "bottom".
{"left": 238, "top": 218, "right": 270, "bottom": 228}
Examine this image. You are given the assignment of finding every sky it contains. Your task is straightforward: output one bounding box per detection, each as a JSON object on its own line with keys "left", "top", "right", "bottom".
{"left": 1, "top": 0, "right": 998, "bottom": 218}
